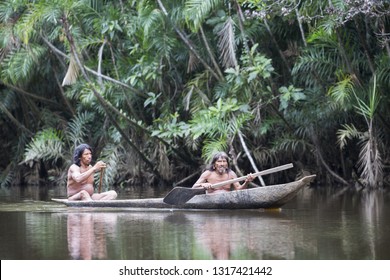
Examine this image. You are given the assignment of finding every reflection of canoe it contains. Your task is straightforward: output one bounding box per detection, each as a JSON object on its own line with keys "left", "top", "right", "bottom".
{"left": 52, "top": 175, "right": 315, "bottom": 209}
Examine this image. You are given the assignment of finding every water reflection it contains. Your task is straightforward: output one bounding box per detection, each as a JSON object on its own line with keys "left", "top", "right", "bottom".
{"left": 362, "top": 189, "right": 384, "bottom": 224}
{"left": 163, "top": 212, "right": 236, "bottom": 259}
{"left": 197, "top": 216, "right": 232, "bottom": 259}
{"left": 361, "top": 189, "right": 385, "bottom": 260}
{"left": 1, "top": 186, "right": 390, "bottom": 260}
{"left": 66, "top": 212, "right": 117, "bottom": 260}
{"left": 182, "top": 210, "right": 301, "bottom": 260}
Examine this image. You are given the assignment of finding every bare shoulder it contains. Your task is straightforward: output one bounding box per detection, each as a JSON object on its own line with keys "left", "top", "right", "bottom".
{"left": 195, "top": 170, "right": 212, "bottom": 183}
{"left": 228, "top": 169, "right": 238, "bottom": 178}
{"left": 69, "top": 164, "right": 79, "bottom": 172}
{"left": 200, "top": 170, "right": 212, "bottom": 178}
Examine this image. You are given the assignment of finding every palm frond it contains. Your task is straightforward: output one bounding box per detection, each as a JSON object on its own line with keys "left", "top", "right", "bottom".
{"left": 358, "top": 134, "right": 383, "bottom": 188}
{"left": 292, "top": 47, "right": 341, "bottom": 88}
{"left": 352, "top": 75, "right": 380, "bottom": 121}
{"left": 0, "top": 163, "right": 15, "bottom": 187}
{"left": 336, "top": 123, "right": 362, "bottom": 150}
{"left": 187, "top": 50, "right": 199, "bottom": 73}
{"left": 0, "top": 0, "right": 19, "bottom": 22}
{"left": 1, "top": 44, "right": 46, "bottom": 85}
{"left": 66, "top": 112, "right": 94, "bottom": 147}
{"left": 153, "top": 142, "right": 172, "bottom": 181}
{"left": 0, "top": 24, "right": 20, "bottom": 61}
{"left": 184, "top": 0, "right": 223, "bottom": 31}
{"left": 272, "top": 135, "right": 308, "bottom": 155}
{"left": 22, "top": 128, "right": 64, "bottom": 167}
{"left": 139, "top": 6, "right": 178, "bottom": 59}
{"left": 141, "top": 7, "right": 164, "bottom": 37}
{"left": 62, "top": 55, "right": 80, "bottom": 86}
{"left": 252, "top": 146, "right": 276, "bottom": 167}
{"left": 376, "top": 55, "right": 390, "bottom": 85}
{"left": 328, "top": 75, "right": 354, "bottom": 108}
{"left": 183, "top": 72, "right": 212, "bottom": 112}
{"left": 89, "top": 0, "right": 106, "bottom": 12}
{"left": 99, "top": 143, "right": 123, "bottom": 187}
{"left": 202, "top": 137, "right": 228, "bottom": 162}
{"left": 217, "top": 16, "right": 237, "bottom": 69}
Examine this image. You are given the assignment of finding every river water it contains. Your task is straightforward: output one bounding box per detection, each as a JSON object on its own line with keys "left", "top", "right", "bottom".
{"left": 0, "top": 184, "right": 389, "bottom": 260}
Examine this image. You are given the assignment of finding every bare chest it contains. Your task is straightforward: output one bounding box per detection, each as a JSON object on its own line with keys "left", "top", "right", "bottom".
{"left": 206, "top": 172, "right": 232, "bottom": 189}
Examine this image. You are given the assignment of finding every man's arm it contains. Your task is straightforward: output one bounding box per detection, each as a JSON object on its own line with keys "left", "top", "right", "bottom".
{"left": 232, "top": 171, "right": 254, "bottom": 190}
{"left": 69, "top": 161, "right": 106, "bottom": 183}
{"left": 68, "top": 164, "right": 96, "bottom": 183}
{"left": 192, "top": 171, "right": 211, "bottom": 189}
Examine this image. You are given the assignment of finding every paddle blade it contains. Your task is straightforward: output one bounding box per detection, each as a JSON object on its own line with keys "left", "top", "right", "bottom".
{"left": 163, "top": 187, "right": 205, "bottom": 205}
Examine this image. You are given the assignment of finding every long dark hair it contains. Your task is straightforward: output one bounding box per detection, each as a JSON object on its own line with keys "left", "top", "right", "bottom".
{"left": 73, "top": 144, "right": 92, "bottom": 166}
{"left": 207, "top": 151, "right": 231, "bottom": 171}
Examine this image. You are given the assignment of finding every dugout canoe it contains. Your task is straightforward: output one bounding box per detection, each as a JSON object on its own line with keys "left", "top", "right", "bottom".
{"left": 51, "top": 175, "right": 316, "bottom": 209}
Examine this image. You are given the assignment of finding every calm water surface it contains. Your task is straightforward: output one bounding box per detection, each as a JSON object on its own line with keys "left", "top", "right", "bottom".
{"left": 0, "top": 184, "right": 389, "bottom": 260}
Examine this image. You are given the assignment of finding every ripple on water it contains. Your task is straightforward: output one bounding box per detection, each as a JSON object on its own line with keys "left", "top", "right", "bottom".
{"left": 0, "top": 200, "right": 68, "bottom": 212}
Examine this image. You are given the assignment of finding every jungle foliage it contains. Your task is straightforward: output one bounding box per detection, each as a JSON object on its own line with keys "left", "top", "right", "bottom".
{"left": 0, "top": 0, "right": 389, "bottom": 189}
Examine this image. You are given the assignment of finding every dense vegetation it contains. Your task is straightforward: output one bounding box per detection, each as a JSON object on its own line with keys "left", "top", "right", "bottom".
{"left": 0, "top": 0, "right": 389, "bottom": 189}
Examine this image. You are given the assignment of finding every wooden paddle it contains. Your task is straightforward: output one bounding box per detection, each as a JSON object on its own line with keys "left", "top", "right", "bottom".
{"left": 163, "top": 163, "right": 294, "bottom": 205}
{"left": 98, "top": 167, "right": 105, "bottom": 193}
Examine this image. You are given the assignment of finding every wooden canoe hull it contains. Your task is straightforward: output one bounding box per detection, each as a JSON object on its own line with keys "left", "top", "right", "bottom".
{"left": 52, "top": 175, "right": 315, "bottom": 209}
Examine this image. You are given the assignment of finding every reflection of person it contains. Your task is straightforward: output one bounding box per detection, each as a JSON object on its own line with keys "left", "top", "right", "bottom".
{"left": 202, "top": 220, "right": 232, "bottom": 259}
{"left": 67, "top": 213, "right": 117, "bottom": 260}
{"left": 67, "top": 143, "right": 117, "bottom": 201}
{"left": 67, "top": 213, "right": 95, "bottom": 259}
{"left": 192, "top": 151, "right": 254, "bottom": 194}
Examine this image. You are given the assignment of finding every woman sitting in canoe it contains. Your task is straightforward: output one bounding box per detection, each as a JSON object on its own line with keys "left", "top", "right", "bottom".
{"left": 67, "top": 143, "right": 117, "bottom": 201}
{"left": 192, "top": 152, "right": 254, "bottom": 194}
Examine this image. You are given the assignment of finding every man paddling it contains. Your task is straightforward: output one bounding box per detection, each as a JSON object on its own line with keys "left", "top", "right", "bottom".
{"left": 192, "top": 151, "right": 254, "bottom": 194}
{"left": 67, "top": 143, "right": 117, "bottom": 201}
